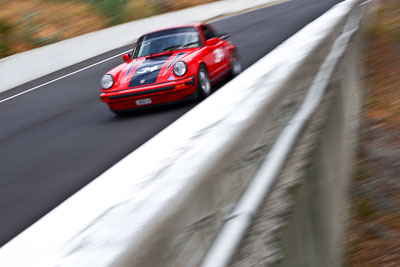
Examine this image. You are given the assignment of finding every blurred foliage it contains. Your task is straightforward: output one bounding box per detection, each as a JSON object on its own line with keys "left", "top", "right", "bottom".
{"left": 346, "top": 1, "right": 400, "bottom": 266}
{"left": 356, "top": 197, "right": 377, "bottom": 219}
{"left": 0, "top": 20, "right": 13, "bottom": 34}
{"left": 366, "top": 0, "right": 400, "bottom": 128}
{"left": 79, "top": 0, "right": 218, "bottom": 24}
{"left": 83, "top": 0, "right": 130, "bottom": 25}
{"left": 0, "top": 41, "right": 11, "bottom": 58}
{"left": 354, "top": 167, "right": 369, "bottom": 182}
{"left": 41, "top": 0, "right": 218, "bottom": 26}
{"left": 0, "top": 0, "right": 218, "bottom": 58}
{"left": 124, "top": 0, "right": 160, "bottom": 21}
{"left": 0, "top": 20, "right": 14, "bottom": 57}
{"left": 371, "top": 0, "right": 400, "bottom": 42}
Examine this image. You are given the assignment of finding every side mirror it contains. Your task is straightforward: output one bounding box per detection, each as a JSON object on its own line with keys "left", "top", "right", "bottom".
{"left": 205, "top": 37, "right": 218, "bottom": 46}
{"left": 122, "top": 54, "right": 130, "bottom": 62}
{"left": 218, "top": 33, "right": 231, "bottom": 40}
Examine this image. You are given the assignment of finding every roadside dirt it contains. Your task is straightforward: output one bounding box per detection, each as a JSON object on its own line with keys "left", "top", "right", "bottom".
{"left": 346, "top": 0, "right": 400, "bottom": 266}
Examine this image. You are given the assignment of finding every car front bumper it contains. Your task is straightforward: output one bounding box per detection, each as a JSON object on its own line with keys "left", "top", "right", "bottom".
{"left": 100, "top": 76, "right": 196, "bottom": 111}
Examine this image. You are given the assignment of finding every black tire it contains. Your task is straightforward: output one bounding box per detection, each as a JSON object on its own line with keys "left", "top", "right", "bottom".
{"left": 111, "top": 109, "right": 128, "bottom": 117}
{"left": 196, "top": 65, "right": 211, "bottom": 99}
{"left": 229, "top": 50, "right": 242, "bottom": 78}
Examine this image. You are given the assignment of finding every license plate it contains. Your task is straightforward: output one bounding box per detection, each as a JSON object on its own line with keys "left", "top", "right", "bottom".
{"left": 136, "top": 98, "right": 152, "bottom": 106}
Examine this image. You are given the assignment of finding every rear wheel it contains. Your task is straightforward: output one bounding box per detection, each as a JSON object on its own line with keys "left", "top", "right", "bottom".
{"left": 230, "top": 50, "right": 242, "bottom": 78}
{"left": 197, "top": 65, "right": 211, "bottom": 99}
{"left": 111, "top": 109, "right": 125, "bottom": 116}
{"left": 109, "top": 107, "right": 131, "bottom": 117}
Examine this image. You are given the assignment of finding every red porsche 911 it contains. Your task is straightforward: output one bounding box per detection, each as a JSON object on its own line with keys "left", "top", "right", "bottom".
{"left": 100, "top": 22, "right": 241, "bottom": 115}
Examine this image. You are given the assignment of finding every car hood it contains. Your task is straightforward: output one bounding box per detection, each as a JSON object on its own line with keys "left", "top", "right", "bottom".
{"left": 111, "top": 51, "right": 190, "bottom": 91}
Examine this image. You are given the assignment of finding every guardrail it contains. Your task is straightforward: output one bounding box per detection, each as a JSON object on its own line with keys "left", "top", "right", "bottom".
{"left": 0, "top": 0, "right": 372, "bottom": 266}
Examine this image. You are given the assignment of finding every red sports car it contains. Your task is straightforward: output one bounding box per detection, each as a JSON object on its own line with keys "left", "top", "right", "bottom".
{"left": 100, "top": 22, "right": 241, "bottom": 115}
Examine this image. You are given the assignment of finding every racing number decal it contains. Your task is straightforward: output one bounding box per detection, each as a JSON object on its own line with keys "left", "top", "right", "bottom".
{"left": 137, "top": 65, "right": 160, "bottom": 74}
{"left": 213, "top": 48, "right": 224, "bottom": 63}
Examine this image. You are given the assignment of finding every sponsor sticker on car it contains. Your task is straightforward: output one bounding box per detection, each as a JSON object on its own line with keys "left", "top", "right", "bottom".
{"left": 136, "top": 98, "right": 152, "bottom": 106}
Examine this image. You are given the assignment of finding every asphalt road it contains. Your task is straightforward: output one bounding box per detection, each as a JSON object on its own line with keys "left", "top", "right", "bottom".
{"left": 0, "top": 0, "right": 341, "bottom": 247}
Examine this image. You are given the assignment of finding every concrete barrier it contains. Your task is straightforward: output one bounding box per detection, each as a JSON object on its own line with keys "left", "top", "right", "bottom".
{"left": 0, "top": 0, "right": 371, "bottom": 266}
{"left": 0, "top": 0, "right": 280, "bottom": 93}
{"left": 203, "top": 1, "right": 369, "bottom": 266}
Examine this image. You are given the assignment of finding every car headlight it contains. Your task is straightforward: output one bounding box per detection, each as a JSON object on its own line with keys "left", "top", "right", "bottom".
{"left": 101, "top": 74, "right": 114, "bottom": 89}
{"left": 173, "top": 61, "right": 187, "bottom": 77}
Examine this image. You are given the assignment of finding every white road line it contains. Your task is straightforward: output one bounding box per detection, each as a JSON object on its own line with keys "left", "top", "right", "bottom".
{"left": 0, "top": 50, "right": 131, "bottom": 104}
{"left": 0, "top": 0, "right": 288, "bottom": 104}
{"left": 0, "top": 0, "right": 286, "bottom": 104}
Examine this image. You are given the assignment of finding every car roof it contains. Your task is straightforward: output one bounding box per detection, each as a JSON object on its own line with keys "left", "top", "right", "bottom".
{"left": 143, "top": 22, "right": 205, "bottom": 36}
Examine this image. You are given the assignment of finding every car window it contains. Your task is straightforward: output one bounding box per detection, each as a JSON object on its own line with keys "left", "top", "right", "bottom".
{"left": 132, "top": 27, "right": 200, "bottom": 58}
{"left": 201, "top": 25, "right": 216, "bottom": 40}
{"left": 132, "top": 37, "right": 144, "bottom": 59}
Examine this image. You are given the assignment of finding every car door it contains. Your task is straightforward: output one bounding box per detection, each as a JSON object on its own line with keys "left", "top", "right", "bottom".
{"left": 200, "top": 25, "right": 228, "bottom": 81}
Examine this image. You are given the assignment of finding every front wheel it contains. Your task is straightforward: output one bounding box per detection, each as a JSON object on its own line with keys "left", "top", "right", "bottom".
{"left": 197, "top": 65, "right": 211, "bottom": 99}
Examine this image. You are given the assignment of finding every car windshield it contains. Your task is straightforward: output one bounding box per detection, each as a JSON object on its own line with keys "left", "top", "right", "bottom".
{"left": 132, "top": 27, "right": 201, "bottom": 58}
